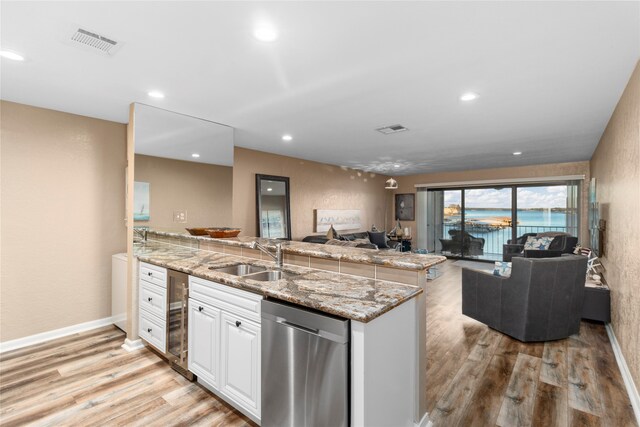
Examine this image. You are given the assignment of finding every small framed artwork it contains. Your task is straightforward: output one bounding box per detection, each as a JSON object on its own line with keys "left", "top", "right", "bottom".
{"left": 134, "top": 181, "right": 150, "bottom": 221}
{"left": 395, "top": 193, "right": 415, "bottom": 221}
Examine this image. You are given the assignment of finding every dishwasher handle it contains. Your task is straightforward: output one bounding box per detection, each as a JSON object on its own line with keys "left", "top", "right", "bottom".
{"left": 277, "top": 318, "right": 320, "bottom": 336}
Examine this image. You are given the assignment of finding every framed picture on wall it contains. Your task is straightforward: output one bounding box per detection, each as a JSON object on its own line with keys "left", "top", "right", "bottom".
{"left": 395, "top": 193, "right": 415, "bottom": 221}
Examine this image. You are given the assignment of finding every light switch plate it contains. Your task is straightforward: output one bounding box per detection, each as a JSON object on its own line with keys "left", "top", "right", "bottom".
{"left": 173, "top": 210, "right": 187, "bottom": 223}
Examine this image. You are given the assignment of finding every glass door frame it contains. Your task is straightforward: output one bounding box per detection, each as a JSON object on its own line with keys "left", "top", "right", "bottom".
{"left": 426, "top": 181, "right": 580, "bottom": 262}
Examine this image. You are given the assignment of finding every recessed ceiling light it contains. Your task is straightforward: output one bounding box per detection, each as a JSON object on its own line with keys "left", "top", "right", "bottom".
{"left": 191, "top": 153, "right": 200, "bottom": 158}
{"left": 394, "top": 164, "right": 400, "bottom": 168}
{"left": 148, "top": 90, "right": 165, "bottom": 99}
{"left": 460, "top": 92, "right": 478, "bottom": 102}
{"left": 513, "top": 151, "right": 522, "bottom": 156}
{"left": 254, "top": 26, "right": 278, "bottom": 42}
{"left": 0, "top": 50, "right": 25, "bottom": 61}
{"left": 282, "top": 134, "right": 293, "bottom": 142}
{"left": 267, "top": 188, "right": 273, "bottom": 192}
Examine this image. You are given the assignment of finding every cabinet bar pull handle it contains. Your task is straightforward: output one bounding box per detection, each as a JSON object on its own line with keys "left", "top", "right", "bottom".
{"left": 199, "top": 306, "right": 204, "bottom": 312}
{"left": 235, "top": 320, "right": 241, "bottom": 327}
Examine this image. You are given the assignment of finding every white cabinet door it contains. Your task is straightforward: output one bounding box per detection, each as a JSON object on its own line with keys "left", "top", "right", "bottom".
{"left": 188, "top": 299, "right": 220, "bottom": 387}
{"left": 219, "top": 312, "right": 261, "bottom": 417}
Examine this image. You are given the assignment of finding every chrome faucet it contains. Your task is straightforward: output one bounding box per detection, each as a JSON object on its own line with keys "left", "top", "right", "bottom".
{"left": 251, "top": 241, "right": 283, "bottom": 269}
{"left": 133, "top": 226, "right": 149, "bottom": 242}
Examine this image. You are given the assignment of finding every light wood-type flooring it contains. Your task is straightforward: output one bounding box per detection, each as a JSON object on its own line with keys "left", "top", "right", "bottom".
{"left": 0, "top": 260, "right": 636, "bottom": 426}
{"left": 427, "top": 261, "right": 637, "bottom": 427}
{"left": 0, "top": 327, "right": 255, "bottom": 426}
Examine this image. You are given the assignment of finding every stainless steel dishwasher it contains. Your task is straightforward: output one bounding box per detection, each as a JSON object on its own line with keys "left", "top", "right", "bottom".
{"left": 261, "top": 299, "right": 350, "bottom": 427}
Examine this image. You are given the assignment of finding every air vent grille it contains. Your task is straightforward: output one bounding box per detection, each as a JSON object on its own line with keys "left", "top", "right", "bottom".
{"left": 70, "top": 28, "right": 120, "bottom": 55}
{"left": 376, "top": 124, "right": 408, "bottom": 135}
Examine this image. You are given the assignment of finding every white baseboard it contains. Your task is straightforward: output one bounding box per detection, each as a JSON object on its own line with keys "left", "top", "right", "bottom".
{"left": 415, "top": 412, "right": 431, "bottom": 427}
{"left": 605, "top": 323, "right": 640, "bottom": 424}
{"left": 0, "top": 316, "right": 117, "bottom": 354}
{"left": 122, "top": 338, "right": 145, "bottom": 352}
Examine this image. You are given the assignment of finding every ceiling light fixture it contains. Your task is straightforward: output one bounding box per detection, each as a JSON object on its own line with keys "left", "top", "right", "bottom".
{"left": 394, "top": 164, "right": 400, "bottom": 168}
{"left": 385, "top": 178, "right": 398, "bottom": 190}
{"left": 0, "top": 50, "right": 25, "bottom": 61}
{"left": 267, "top": 188, "right": 273, "bottom": 192}
{"left": 460, "top": 92, "right": 478, "bottom": 102}
{"left": 191, "top": 153, "right": 200, "bottom": 158}
{"left": 254, "top": 26, "right": 278, "bottom": 42}
{"left": 282, "top": 134, "right": 293, "bottom": 141}
{"left": 376, "top": 124, "right": 408, "bottom": 135}
{"left": 148, "top": 90, "right": 165, "bottom": 99}
{"left": 513, "top": 151, "right": 522, "bottom": 156}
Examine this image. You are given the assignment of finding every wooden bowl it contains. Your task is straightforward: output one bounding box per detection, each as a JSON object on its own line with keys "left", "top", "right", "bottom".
{"left": 222, "top": 229, "right": 241, "bottom": 238}
{"left": 185, "top": 228, "right": 210, "bottom": 236}
{"left": 206, "top": 228, "right": 241, "bottom": 238}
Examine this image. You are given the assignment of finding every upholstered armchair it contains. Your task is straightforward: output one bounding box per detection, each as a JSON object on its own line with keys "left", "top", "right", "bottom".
{"left": 461, "top": 255, "right": 588, "bottom": 342}
{"left": 503, "top": 233, "right": 578, "bottom": 262}
{"left": 439, "top": 230, "right": 485, "bottom": 256}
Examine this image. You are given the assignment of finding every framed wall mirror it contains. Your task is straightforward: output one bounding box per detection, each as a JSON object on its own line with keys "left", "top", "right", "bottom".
{"left": 256, "top": 174, "right": 291, "bottom": 240}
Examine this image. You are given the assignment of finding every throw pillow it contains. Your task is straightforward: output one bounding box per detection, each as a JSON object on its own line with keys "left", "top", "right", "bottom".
{"left": 493, "top": 261, "right": 512, "bottom": 277}
{"left": 523, "top": 236, "right": 554, "bottom": 251}
{"left": 367, "top": 231, "right": 388, "bottom": 249}
{"left": 325, "top": 225, "right": 338, "bottom": 240}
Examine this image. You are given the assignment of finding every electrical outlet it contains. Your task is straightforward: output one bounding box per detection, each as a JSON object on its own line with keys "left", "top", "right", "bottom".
{"left": 173, "top": 210, "right": 187, "bottom": 223}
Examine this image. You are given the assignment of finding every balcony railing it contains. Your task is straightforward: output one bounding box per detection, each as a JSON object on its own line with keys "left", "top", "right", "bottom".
{"left": 438, "top": 224, "right": 576, "bottom": 260}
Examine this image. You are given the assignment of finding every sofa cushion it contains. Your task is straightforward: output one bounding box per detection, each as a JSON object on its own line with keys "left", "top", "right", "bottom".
{"left": 523, "top": 236, "right": 554, "bottom": 251}
{"left": 367, "top": 231, "right": 388, "bottom": 249}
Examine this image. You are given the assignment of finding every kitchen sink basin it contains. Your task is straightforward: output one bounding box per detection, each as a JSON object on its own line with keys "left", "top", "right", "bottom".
{"left": 210, "top": 264, "right": 267, "bottom": 276}
{"left": 244, "top": 270, "right": 300, "bottom": 282}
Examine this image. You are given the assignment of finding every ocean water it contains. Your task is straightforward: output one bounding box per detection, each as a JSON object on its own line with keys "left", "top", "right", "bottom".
{"left": 443, "top": 209, "right": 572, "bottom": 256}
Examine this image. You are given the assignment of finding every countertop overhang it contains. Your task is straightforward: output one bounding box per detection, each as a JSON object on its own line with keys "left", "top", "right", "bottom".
{"left": 147, "top": 230, "right": 446, "bottom": 271}
{"left": 135, "top": 240, "right": 434, "bottom": 322}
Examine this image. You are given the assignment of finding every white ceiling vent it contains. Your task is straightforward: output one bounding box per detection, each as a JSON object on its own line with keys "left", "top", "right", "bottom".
{"left": 69, "top": 28, "right": 121, "bottom": 55}
{"left": 376, "top": 124, "right": 408, "bottom": 135}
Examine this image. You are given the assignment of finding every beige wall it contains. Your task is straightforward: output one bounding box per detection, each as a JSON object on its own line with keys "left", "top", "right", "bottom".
{"left": 1, "top": 101, "right": 127, "bottom": 342}
{"left": 389, "top": 161, "right": 591, "bottom": 245}
{"left": 233, "top": 147, "right": 389, "bottom": 240}
{"left": 590, "top": 61, "right": 640, "bottom": 387}
{"left": 134, "top": 154, "right": 233, "bottom": 232}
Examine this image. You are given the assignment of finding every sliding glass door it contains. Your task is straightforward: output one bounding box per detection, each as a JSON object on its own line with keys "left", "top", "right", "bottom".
{"left": 423, "top": 181, "right": 580, "bottom": 261}
{"left": 463, "top": 187, "right": 513, "bottom": 260}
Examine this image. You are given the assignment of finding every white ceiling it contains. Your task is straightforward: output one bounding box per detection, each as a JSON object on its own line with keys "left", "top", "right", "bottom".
{"left": 1, "top": 2, "right": 638, "bottom": 175}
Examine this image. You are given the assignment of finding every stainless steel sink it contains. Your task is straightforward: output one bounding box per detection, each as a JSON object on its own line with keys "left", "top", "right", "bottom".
{"left": 244, "top": 270, "right": 300, "bottom": 282}
{"left": 210, "top": 264, "right": 267, "bottom": 276}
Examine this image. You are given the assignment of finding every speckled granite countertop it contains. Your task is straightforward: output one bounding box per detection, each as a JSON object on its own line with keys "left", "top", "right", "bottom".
{"left": 134, "top": 240, "right": 423, "bottom": 323}
{"left": 147, "top": 230, "right": 446, "bottom": 271}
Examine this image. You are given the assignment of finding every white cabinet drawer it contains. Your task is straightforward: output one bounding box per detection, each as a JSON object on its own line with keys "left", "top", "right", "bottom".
{"left": 139, "top": 310, "right": 166, "bottom": 353}
{"left": 190, "top": 276, "right": 263, "bottom": 322}
{"left": 140, "top": 262, "right": 167, "bottom": 288}
{"left": 139, "top": 281, "right": 166, "bottom": 320}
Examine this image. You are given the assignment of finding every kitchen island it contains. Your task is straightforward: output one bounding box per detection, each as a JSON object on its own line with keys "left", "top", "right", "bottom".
{"left": 130, "top": 235, "right": 445, "bottom": 426}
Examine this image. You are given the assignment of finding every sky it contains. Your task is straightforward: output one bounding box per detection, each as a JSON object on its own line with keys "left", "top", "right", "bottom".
{"left": 444, "top": 185, "right": 568, "bottom": 209}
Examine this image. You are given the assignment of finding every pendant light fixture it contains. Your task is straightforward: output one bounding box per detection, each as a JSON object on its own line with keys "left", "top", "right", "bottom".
{"left": 385, "top": 177, "right": 398, "bottom": 190}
